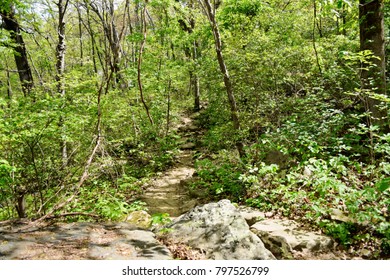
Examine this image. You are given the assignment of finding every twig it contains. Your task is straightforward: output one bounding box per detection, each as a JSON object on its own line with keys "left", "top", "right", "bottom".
{"left": 44, "top": 212, "right": 100, "bottom": 220}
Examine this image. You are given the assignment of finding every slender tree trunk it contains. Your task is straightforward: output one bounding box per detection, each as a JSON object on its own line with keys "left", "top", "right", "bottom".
{"left": 76, "top": 3, "right": 84, "bottom": 66}
{"left": 88, "top": 0, "right": 123, "bottom": 84}
{"left": 83, "top": 4, "right": 99, "bottom": 74}
{"left": 193, "top": 40, "right": 201, "bottom": 111}
{"left": 166, "top": 79, "right": 171, "bottom": 136}
{"left": 193, "top": 73, "right": 200, "bottom": 111}
{"left": 108, "top": 0, "right": 122, "bottom": 83}
{"left": 16, "top": 193, "right": 26, "bottom": 218}
{"left": 0, "top": 6, "right": 34, "bottom": 96}
{"left": 359, "top": 0, "right": 387, "bottom": 125}
{"left": 5, "top": 59, "right": 13, "bottom": 107}
{"left": 313, "top": 0, "right": 322, "bottom": 75}
{"left": 199, "top": 0, "right": 245, "bottom": 158}
{"left": 138, "top": 1, "right": 154, "bottom": 125}
{"left": 341, "top": 3, "right": 347, "bottom": 36}
{"left": 177, "top": 0, "right": 202, "bottom": 111}
{"left": 56, "top": 0, "right": 68, "bottom": 97}
{"left": 56, "top": 0, "right": 69, "bottom": 167}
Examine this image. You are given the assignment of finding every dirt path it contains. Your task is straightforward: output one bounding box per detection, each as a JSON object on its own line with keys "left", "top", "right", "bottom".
{"left": 140, "top": 114, "right": 200, "bottom": 217}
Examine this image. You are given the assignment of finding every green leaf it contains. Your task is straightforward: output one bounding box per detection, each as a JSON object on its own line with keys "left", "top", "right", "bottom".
{"left": 376, "top": 178, "right": 390, "bottom": 192}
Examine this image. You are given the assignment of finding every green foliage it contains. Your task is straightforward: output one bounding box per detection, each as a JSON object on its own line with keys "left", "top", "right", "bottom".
{"left": 193, "top": 152, "right": 244, "bottom": 200}
{"left": 0, "top": 0, "right": 388, "bottom": 259}
{"left": 95, "top": 197, "right": 130, "bottom": 221}
{"left": 151, "top": 212, "right": 171, "bottom": 226}
{"left": 240, "top": 156, "right": 389, "bottom": 256}
{"left": 128, "top": 200, "right": 148, "bottom": 212}
{"left": 0, "top": 159, "right": 15, "bottom": 219}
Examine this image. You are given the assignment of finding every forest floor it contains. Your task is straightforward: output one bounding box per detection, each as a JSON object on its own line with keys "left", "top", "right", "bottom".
{"left": 0, "top": 111, "right": 360, "bottom": 260}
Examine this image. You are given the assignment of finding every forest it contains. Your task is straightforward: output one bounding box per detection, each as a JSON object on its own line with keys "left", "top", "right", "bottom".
{"left": 0, "top": 0, "right": 389, "bottom": 259}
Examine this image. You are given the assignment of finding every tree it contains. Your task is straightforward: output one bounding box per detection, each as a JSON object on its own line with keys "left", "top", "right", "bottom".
{"left": 198, "top": 0, "right": 245, "bottom": 158}
{"left": 88, "top": 0, "right": 127, "bottom": 84}
{"left": 359, "top": 0, "right": 387, "bottom": 125}
{"left": 56, "top": 0, "right": 70, "bottom": 166}
{"left": 0, "top": 2, "right": 34, "bottom": 96}
{"left": 137, "top": 0, "right": 154, "bottom": 125}
{"left": 176, "top": 0, "right": 201, "bottom": 111}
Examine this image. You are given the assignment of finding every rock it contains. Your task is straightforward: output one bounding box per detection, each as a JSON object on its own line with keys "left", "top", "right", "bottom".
{"left": 330, "top": 209, "right": 354, "bottom": 223}
{"left": 160, "top": 200, "right": 275, "bottom": 260}
{"left": 125, "top": 211, "right": 152, "bottom": 229}
{"left": 264, "top": 150, "right": 289, "bottom": 168}
{"left": 237, "top": 206, "right": 266, "bottom": 226}
{"left": 303, "top": 166, "right": 312, "bottom": 177}
{"left": 251, "top": 219, "right": 334, "bottom": 259}
{"left": 178, "top": 124, "right": 198, "bottom": 133}
{"left": 180, "top": 142, "right": 196, "bottom": 150}
{"left": 360, "top": 248, "right": 373, "bottom": 259}
{"left": 187, "top": 125, "right": 199, "bottom": 132}
{"left": 89, "top": 225, "right": 172, "bottom": 260}
{"left": 0, "top": 222, "right": 172, "bottom": 260}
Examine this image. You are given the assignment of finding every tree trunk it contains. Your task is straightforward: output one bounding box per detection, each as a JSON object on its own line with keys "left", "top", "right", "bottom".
{"left": 76, "top": 3, "right": 84, "bottom": 66}
{"left": 193, "top": 73, "right": 200, "bottom": 111}
{"left": 177, "top": 0, "right": 201, "bottom": 111}
{"left": 138, "top": 2, "right": 154, "bottom": 126}
{"left": 192, "top": 39, "right": 201, "bottom": 111}
{"left": 359, "top": 0, "right": 387, "bottom": 125}
{"left": 199, "top": 0, "right": 245, "bottom": 158}
{"left": 56, "top": 0, "right": 69, "bottom": 166}
{"left": 88, "top": 0, "right": 123, "bottom": 84}
{"left": 0, "top": 6, "right": 34, "bottom": 96}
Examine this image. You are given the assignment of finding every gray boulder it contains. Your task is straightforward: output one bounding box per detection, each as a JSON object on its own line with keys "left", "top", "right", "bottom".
{"left": 251, "top": 219, "right": 334, "bottom": 259}
{"left": 160, "top": 200, "right": 275, "bottom": 260}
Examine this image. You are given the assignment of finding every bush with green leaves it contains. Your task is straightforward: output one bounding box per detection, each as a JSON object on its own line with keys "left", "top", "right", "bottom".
{"left": 241, "top": 157, "right": 389, "bottom": 257}
{"left": 193, "top": 152, "right": 244, "bottom": 200}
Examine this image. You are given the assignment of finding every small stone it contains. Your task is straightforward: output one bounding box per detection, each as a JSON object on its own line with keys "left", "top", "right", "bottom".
{"left": 180, "top": 142, "right": 196, "bottom": 150}
{"left": 330, "top": 209, "right": 354, "bottom": 223}
{"left": 303, "top": 166, "right": 312, "bottom": 177}
{"left": 360, "top": 248, "right": 372, "bottom": 259}
{"left": 125, "top": 210, "right": 152, "bottom": 229}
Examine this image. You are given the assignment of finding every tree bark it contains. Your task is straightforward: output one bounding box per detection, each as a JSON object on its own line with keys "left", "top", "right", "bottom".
{"left": 177, "top": 0, "right": 201, "bottom": 111}
{"left": 0, "top": 6, "right": 34, "bottom": 96}
{"left": 138, "top": 2, "right": 154, "bottom": 125}
{"left": 199, "top": 0, "right": 245, "bottom": 158}
{"left": 56, "top": 0, "right": 69, "bottom": 167}
{"left": 76, "top": 2, "right": 84, "bottom": 66}
{"left": 88, "top": 0, "right": 124, "bottom": 84}
{"left": 359, "top": 0, "right": 387, "bottom": 124}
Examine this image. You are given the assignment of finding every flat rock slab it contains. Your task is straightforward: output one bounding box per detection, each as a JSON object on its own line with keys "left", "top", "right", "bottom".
{"left": 161, "top": 200, "right": 275, "bottom": 260}
{"left": 237, "top": 206, "right": 267, "bottom": 226}
{"left": 178, "top": 124, "right": 198, "bottom": 133}
{"left": 141, "top": 164, "right": 197, "bottom": 217}
{"left": 0, "top": 222, "right": 172, "bottom": 260}
{"left": 179, "top": 142, "right": 196, "bottom": 150}
{"left": 251, "top": 219, "right": 334, "bottom": 259}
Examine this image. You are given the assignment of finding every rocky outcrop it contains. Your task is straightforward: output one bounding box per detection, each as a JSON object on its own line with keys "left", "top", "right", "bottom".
{"left": 237, "top": 205, "right": 267, "bottom": 226}
{"left": 159, "top": 200, "right": 276, "bottom": 260}
{"left": 0, "top": 222, "right": 172, "bottom": 260}
{"left": 0, "top": 201, "right": 343, "bottom": 260}
{"left": 251, "top": 219, "right": 335, "bottom": 259}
